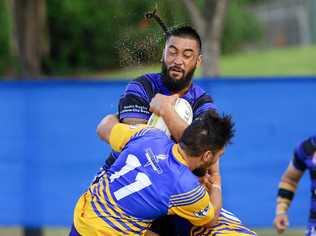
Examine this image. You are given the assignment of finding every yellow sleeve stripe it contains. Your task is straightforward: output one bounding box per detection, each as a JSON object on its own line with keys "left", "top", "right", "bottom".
{"left": 170, "top": 185, "right": 206, "bottom": 207}
{"left": 109, "top": 123, "right": 147, "bottom": 152}
{"left": 169, "top": 192, "right": 214, "bottom": 226}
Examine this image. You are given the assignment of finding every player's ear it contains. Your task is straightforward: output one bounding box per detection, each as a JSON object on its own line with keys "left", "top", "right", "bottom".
{"left": 196, "top": 54, "right": 202, "bottom": 68}
{"left": 202, "top": 150, "right": 212, "bottom": 163}
{"left": 161, "top": 44, "right": 167, "bottom": 62}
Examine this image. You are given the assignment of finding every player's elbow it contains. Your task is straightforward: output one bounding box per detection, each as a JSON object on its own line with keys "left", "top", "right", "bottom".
{"left": 96, "top": 122, "right": 107, "bottom": 141}
{"left": 96, "top": 114, "right": 118, "bottom": 142}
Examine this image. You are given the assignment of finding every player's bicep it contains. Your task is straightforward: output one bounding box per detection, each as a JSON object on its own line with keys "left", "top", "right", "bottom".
{"left": 109, "top": 123, "right": 147, "bottom": 152}
{"left": 168, "top": 189, "right": 214, "bottom": 226}
{"left": 118, "top": 80, "right": 151, "bottom": 122}
{"left": 119, "top": 95, "right": 151, "bottom": 121}
{"left": 283, "top": 162, "right": 304, "bottom": 183}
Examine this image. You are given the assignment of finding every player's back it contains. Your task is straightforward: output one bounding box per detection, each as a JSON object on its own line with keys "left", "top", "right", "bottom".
{"left": 105, "top": 127, "right": 197, "bottom": 218}
{"left": 78, "top": 127, "right": 201, "bottom": 235}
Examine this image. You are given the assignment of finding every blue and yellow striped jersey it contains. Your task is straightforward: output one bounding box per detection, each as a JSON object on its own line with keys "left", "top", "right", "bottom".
{"left": 74, "top": 124, "right": 214, "bottom": 235}
{"left": 190, "top": 209, "right": 257, "bottom": 236}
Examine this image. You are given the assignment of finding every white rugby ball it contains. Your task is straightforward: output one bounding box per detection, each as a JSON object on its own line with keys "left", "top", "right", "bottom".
{"left": 147, "top": 98, "right": 193, "bottom": 137}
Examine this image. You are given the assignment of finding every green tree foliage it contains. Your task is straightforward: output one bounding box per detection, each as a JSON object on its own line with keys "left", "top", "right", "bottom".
{"left": 44, "top": 0, "right": 190, "bottom": 74}
{"left": 45, "top": 0, "right": 154, "bottom": 73}
{"left": 0, "top": 0, "right": 262, "bottom": 75}
{"left": 177, "top": 0, "right": 262, "bottom": 55}
{"left": 0, "top": 1, "right": 11, "bottom": 75}
{"left": 46, "top": 0, "right": 124, "bottom": 73}
{"left": 222, "top": 1, "right": 262, "bottom": 53}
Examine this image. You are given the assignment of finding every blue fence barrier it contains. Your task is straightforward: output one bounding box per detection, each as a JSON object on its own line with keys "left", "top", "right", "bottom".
{"left": 0, "top": 77, "right": 315, "bottom": 228}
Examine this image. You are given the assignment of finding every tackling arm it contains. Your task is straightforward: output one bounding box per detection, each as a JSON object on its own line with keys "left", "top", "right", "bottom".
{"left": 96, "top": 114, "right": 119, "bottom": 142}
{"left": 205, "top": 184, "right": 222, "bottom": 226}
{"left": 205, "top": 160, "right": 222, "bottom": 218}
{"left": 199, "top": 170, "right": 222, "bottom": 226}
{"left": 97, "top": 115, "right": 147, "bottom": 152}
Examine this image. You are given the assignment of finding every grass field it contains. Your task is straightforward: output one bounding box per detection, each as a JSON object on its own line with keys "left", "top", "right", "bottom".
{"left": 97, "top": 45, "right": 316, "bottom": 79}
{"left": 0, "top": 227, "right": 305, "bottom": 236}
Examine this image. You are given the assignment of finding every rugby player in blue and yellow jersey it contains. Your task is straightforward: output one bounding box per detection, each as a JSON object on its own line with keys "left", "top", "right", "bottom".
{"left": 70, "top": 110, "right": 234, "bottom": 235}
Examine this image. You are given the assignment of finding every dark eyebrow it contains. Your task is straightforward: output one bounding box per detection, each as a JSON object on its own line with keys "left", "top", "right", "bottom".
{"left": 168, "top": 45, "right": 194, "bottom": 53}
{"left": 168, "top": 45, "right": 177, "bottom": 50}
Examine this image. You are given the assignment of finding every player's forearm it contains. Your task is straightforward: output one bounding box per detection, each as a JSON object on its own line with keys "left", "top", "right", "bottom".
{"left": 275, "top": 163, "right": 303, "bottom": 215}
{"left": 208, "top": 160, "right": 222, "bottom": 186}
{"left": 149, "top": 93, "right": 186, "bottom": 141}
{"left": 96, "top": 114, "right": 119, "bottom": 142}
{"left": 207, "top": 161, "right": 222, "bottom": 211}
{"left": 275, "top": 179, "right": 296, "bottom": 216}
{"left": 205, "top": 184, "right": 222, "bottom": 227}
{"left": 160, "top": 108, "right": 188, "bottom": 141}
{"left": 210, "top": 183, "right": 222, "bottom": 217}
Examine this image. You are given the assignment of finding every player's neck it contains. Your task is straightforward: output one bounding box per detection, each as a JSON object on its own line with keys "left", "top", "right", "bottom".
{"left": 177, "top": 145, "right": 200, "bottom": 171}
{"left": 172, "top": 82, "right": 192, "bottom": 97}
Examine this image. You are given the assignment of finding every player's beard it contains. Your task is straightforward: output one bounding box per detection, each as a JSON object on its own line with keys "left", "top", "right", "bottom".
{"left": 192, "top": 158, "right": 213, "bottom": 177}
{"left": 192, "top": 166, "right": 208, "bottom": 177}
{"left": 161, "top": 61, "right": 196, "bottom": 93}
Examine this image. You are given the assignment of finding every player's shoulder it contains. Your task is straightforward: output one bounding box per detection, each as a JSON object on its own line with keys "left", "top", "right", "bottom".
{"left": 184, "top": 83, "right": 216, "bottom": 116}
{"left": 188, "top": 83, "right": 214, "bottom": 103}
{"left": 171, "top": 177, "right": 206, "bottom": 207}
{"left": 131, "top": 73, "right": 160, "bottom": 86}
{"left": 190, "top": 82, "right": 208, "bottom": 95}
{"left": 172, "top": 169, "right": 202, "bottom": 195}
{"left": 128, "top": 73, "right": 161, "bottom": 96}
{"left": 296, "top": 135, "right": 316, "bottom": 159}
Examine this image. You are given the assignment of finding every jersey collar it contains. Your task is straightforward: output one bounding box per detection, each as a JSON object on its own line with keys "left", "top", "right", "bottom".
{"left": 172, "top": 144, "right": 189, "bottom": 167}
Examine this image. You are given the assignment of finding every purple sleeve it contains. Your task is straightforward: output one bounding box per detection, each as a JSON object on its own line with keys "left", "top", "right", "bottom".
{"left": 192, "top": 93, "right": 217, "bottom": 120}
{"left": 118, "top": 77, "right": 153, "bottom": 121}
{"left": 292, "top": 137, "right": 316, "bottom": 171}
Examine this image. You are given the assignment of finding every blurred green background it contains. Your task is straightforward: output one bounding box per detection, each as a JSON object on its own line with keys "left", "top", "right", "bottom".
{"left": 0, "top": 0, "right": 315, "bottom": 235}
{"left": 1, "top": 0, "right": 315, "bottom": 78}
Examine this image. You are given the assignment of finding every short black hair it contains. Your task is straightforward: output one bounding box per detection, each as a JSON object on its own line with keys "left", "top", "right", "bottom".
{"left": 179, "top": 110, "right": 235, "bottom": 156}
{"left": 166, "top": 26, "right": 202, "bottom": 53}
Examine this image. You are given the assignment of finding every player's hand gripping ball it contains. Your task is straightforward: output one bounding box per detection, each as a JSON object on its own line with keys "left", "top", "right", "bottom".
{"left": 147, "top": 98, "right": 193, "bottom": 137}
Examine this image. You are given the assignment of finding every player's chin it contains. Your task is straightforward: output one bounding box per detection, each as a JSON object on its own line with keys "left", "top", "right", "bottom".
{"left": 169, "top": 71, "right": 184, "bottom": 80}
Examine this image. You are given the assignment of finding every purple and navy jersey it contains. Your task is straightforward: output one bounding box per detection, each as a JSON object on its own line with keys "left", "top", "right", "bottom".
{"left": 118, "top": 73, "right": 217, "bottom": 121}
{"left": 292, "top": 135, "right": 316, "bottom": 224}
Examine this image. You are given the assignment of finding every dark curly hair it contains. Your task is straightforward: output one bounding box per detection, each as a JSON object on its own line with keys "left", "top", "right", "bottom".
{"left": 180, "top": 110, "right": 235, "bottom": 156}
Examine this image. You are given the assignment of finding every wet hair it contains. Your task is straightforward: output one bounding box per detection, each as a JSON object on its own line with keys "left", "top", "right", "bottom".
{"left": 179, "top": 110, "right": 235, "bottom": 157}
{"left": 166, "top": 26, "right": 202, "bottom": 53}
{"left": 145, "top": 10, "right": 202, "bottom": 53}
